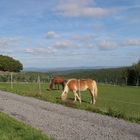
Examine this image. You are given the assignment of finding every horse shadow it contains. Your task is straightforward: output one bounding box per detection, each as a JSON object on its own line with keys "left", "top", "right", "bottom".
{"left": 67, "top": 97, "right": 90, "bottom": 104}
{"left": 46, "top": 88, "right": 63, "bottom": 92}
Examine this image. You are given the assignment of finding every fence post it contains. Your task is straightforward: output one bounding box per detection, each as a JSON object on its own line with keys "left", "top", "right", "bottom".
{"left": 10, "top": 72, "right": 13, "bottom": 89}
{"left": 37, "top": 75, "right": 41, "bottom": 95}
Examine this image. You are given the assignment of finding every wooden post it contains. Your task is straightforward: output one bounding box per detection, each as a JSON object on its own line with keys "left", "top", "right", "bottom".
{"left": 10, "top": 72, "right": 13, "bottom": 89}
{"left": 37, "top": 75, "right": 41, "bottom": 95}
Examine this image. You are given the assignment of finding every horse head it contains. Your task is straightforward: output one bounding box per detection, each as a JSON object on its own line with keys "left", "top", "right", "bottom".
{"left": 61, "top": 84, "right": 69, "bottom": 101}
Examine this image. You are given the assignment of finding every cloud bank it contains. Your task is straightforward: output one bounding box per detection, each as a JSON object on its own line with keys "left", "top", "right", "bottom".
{"left": 55, "top": 0, "right": 117, "bottom": 17}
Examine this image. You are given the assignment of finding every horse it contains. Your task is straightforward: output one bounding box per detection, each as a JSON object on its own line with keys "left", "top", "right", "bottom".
{"left": 49, "top": 76, "right": 65, "bottom": 90}
{"left": 61, "top": 79, "right": 97, "bottom": 104}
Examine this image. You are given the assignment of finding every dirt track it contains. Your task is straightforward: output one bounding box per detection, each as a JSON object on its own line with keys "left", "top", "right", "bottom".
{"left": 0, "top": 90, "right": 140, "bottom": 140}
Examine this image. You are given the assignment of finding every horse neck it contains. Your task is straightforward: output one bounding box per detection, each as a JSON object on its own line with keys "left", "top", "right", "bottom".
{"left": 64, "top": 84, "right": 69, "bottom": 93}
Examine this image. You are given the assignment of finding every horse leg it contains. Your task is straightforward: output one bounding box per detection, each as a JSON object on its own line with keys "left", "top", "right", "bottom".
{"left": 55, "top": 84, "right": 57, "bottom": 89}
{"left": 57, "top": 84, "right": 59, "bottom": 90}
{"left": 73, "top": 90, "right": 81, "bottom": 103}
{"left": 90, "top": 89, "right": 96, "bottom": 104}
{"left": 62, "top": 83, "right": 64, "bottom": 90}
{"left": 73, "top": 91, "right": 77, "bottom": 103}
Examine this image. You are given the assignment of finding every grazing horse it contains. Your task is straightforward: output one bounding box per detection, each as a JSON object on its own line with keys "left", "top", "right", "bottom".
{"left": 49, "top": 76, "right": 65, "bottom": 90}
{"left": 61, "top": 79, "right": 97, "bottom": 104}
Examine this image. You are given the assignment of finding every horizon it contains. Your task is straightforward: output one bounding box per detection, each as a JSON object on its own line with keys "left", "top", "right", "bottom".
{"left": 0, "top": 0, "right": 140, "bottom": 68}
{"left": 23, "top": 65, "right": 130, "bottom": 72}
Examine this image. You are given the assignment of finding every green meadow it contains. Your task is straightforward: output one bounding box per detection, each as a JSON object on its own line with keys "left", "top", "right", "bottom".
{"left": 0, "top": 82, "right": 140, "bottom": 123}
{"left": 0, "top": 112, "right": 51, "bottom": 140}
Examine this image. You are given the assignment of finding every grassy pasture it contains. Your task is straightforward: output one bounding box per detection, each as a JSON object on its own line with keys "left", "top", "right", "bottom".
{"left": 0, "top": 112, "right": 51, "bottom": 140}
{"left": 0, "top": 82, "right": 140, "bottom": 123}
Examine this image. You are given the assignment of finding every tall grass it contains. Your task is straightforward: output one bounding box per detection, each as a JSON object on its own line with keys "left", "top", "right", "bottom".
{"left": 0, "top": 112, "right": 52, "bottom": 140}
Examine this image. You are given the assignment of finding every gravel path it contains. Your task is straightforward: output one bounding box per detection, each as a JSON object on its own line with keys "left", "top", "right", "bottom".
{"left": 0, "top": 90, "right": 140, "bottom": 140}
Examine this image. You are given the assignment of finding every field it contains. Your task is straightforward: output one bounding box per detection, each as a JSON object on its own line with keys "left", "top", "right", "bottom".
{"left": 0, "top": 82, "right": 140, "bottom": 123}
{"left": 0, "top": 112, "right": 51, "bottom": 140}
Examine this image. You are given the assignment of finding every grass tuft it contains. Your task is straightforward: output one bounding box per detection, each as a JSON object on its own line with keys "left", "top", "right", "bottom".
{"left": 106, "top": 107, "right": 126, "bottom": 119}
{"left": 56, "top": 99, "right": 77, "bottom": 108}
{"left": 0, "top": 112, "right": 52, "bottom": 140}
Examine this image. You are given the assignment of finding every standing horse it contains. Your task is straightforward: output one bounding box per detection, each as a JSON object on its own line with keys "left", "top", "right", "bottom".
{"left": 61, "top": 79, "right": 97, "bottom": 104}
{"left": 49, "top": 76, "right": 65, "bottom": 90}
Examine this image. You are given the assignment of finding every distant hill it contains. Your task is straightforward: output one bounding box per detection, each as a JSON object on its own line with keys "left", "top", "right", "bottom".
{"left": 23, "top": 66, "right": 120, "bottom": 72}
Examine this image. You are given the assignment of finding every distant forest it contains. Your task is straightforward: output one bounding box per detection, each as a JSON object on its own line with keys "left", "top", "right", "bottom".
{"left": 0, "top": 60, "right": 140, "bottom": 86}
{"left": 64, "top": 60, "right": 140, "bottom": 86}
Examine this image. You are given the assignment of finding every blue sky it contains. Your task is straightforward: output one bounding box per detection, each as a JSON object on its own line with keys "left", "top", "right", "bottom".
{"left": 0, "top": 0, "right": 140, "bottom": 68}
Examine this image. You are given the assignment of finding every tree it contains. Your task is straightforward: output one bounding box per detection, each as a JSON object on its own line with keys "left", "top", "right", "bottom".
{"left": 133, "top": 60, "right": 140, "bottom": 86}
{"left": 0, "top": 55, "right": 23, "bottom": 72}
{"left": 122, "top": 68, "right": 129, "bottom": 85}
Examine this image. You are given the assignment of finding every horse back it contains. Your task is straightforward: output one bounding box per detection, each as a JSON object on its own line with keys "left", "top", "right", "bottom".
{"left": 66, "top": 79, "right": 77, "bottom": 91}
{"left": 67, "top": 79, "right": 94, "bottom": 91}
{"left": 53, "top": 76, "right": 65, "bottom": 83}
{"left": 86, "top": 79, "right": 96, "bottom": 89}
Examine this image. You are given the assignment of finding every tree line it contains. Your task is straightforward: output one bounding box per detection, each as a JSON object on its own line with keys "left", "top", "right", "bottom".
{"left": 0, "top": 55, "right": 139, "bottom": 86}
{"left": 0, "top": 72, "right": 50, "bottom": 83}
{"left": 63, "top": 60, "right": 140, "bottom": 86}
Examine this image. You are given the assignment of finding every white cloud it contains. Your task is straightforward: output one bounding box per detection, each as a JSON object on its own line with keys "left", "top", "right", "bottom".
{"left": 55, "top": 0, "right": 116, "bottom": 17}
{"left": 53, "top": 40, "right": 72, "bottom": 49}
{"left": 45, "top": 31, "right": 59, "bottom": 39}
{"left": 0, "top": 37, "right": 21, "bottom": 48}
{"left": 24, "top": 47, "right": 57, "bottom": 55}
{"left": 0, "top": 37, "right": 22, "bottom": 54}
{"left": 72, "top": 34, "right": 96, "bottom": 42}
{"left": 125, "top": 39, "right": 140, "bottom": 46}
{"left": 98, "top": 40, "right": 118, "bottom": 50}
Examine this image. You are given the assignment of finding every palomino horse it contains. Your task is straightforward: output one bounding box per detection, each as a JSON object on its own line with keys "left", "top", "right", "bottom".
{"left": 49, "top": 76, "right": 65, "bottom": 90}
{"left": 61, "top": 79, "right": 97, "bottom": 104}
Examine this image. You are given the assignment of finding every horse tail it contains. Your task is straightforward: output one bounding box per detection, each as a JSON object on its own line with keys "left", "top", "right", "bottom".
{"left": 93, "top": 80, "right": 98, "bottom": 97}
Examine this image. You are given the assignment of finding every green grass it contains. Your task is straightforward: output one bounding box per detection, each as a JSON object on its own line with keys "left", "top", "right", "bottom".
{"left": 0, "top": 82, "right": 140, "bottom": 123}
{"left": 0, "top": 112, "right": 52, "bottom": 140}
